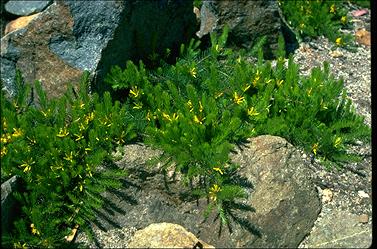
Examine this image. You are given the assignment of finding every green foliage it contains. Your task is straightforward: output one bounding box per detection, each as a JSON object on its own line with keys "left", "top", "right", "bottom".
{"left": 280, "top": 0, "right": 355, "bottom": 48}
{"left": 350, "top": 0, "right": 370, "bottom": 8}
{"left": 193, "top": 0, "right": 203, "bottom": 8}
{"left": 105, "top": 27, "right": 370, "bottom": 228}
{"left": 1, "top": 72, "right": 136, "bottom": 248}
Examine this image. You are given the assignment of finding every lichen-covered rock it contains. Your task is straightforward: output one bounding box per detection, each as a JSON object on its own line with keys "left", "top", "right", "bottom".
{"left": 127, "top": 223, "right": 214, "bottom": 248}
{"left": 196, "top": 0, "right": 298, "bottom": 58}
{"left": 1, "top": 0, "right": 196, "bottom": 100}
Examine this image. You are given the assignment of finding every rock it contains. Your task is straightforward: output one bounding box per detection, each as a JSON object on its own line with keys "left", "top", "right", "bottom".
{"left": 196, "top": 0, "right": 298, "bottom": 58}
{"left": 355, "top": 28, "right": 370, "bottom": 47}
{"left": 127, "top": 223, "right": 215, "bottom": 248}
{"left": 1, "top": 175, "right": 21, "bottom": 235}
{"left": 301, "top": 211, "right": 372, "bottom": 248}
{"left": 75, "top": 135, "right": 320, "bottom": 248}
{"left": 357, "top": 190, "right": 369, "bottom": 198}
{"left": 1, "top": 0, "right": 196, "bottom": 100}
{"left": 193, "top": 6, "right": 201, "bottom": 23}
{"left": 321, "top": 188, "right": 334, "bottom": 203}
{"left": 213, "top": 135, "right": 321, "bottom": 248}
{"left": 329, "top": 50, "right": 343, "bottom": 58}
{"left": 4, "top": 13, "right": 41, "bottom": 35}
{"left": 357, "top": 214, "right": 369, "bottom": 224}
{"left": 4, "top": 0, "right": 52, "bottom": 16}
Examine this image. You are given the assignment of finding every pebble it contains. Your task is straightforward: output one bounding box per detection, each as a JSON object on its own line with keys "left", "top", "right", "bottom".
{"left": 357, "top": 190, "right": 369, "bottom": 198}
{"left": 321, "top": 188, "right": 333, "bottom": 203}
{"left": 357, "top": 214, "right": 369, "bottom": 223}
{"left": 329, "top": 50, "right": 343, "bottom": 58}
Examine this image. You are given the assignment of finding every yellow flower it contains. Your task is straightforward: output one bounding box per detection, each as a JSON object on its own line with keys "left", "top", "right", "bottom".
{"left": 1, "top": 147, "right": 7, "bottom": 157}
{"left": 215, "top": 92, "right": 224, "bottom": 99}
{"left": 334, "top": 137, "right": 342, "bottom": 148}
{"left": 41, "top": 108, "right": 51, "bottom": 117}
{"left": 1, "top": 134, "right": 9, "bottom": 143}
{"left": 252, "top": 76, "right": 260, "bottom": 87}
{"left": 12, "top": 128, "right": 23, "bottom": 138}
{"left": 163, "top": 112, "right": 179, "bottom": 122}
{"left": 209, "top": 184, "right": 221, "bottom": 202}
{"left": 312, "top": 143, "right": 319, "bottom": 156}
{"left": 79, "top": 102, "right": 85, "bottom": 109}
{"left": 265, "top": 79, "right": 272, "bottom": 84}
{"left": 50, "top": 162, "right": 64, "bottom": 172}
{"left": 335, "top": 37, "right": 344, "bottom": 46}
{"left": 340, "top": 16, "right": 347, "bottom": 24}
{"left": 133, "top": 102, "right": 143, "bottom": 109}
{"left": 213, "top": 167, "right": 224, "bottom": 175}
{"left": 57, "top": 128, "right": 69, "bottom": 138}
{"left": 79, "top": 123, "right": 87, "bottom": 131}
{"left": 236, "top": 56, "right": 242, "bottom": 64}
{"left": 187, "top": 100, "right": 194, "bottom": 112}
{"left": 233, "top": 92, "right": 245, "bottom": 105}
{"left": 247, "top": 107, "right": 259, "bottom": 117}
{"left": 199, "top": 101, "right": 204, "bottom": 113}
{"left": 299, "top": 23, "right": 305, "bottom": 29}
{"left": 2, "top": 118, "right": 7, "bottom": 130}
{"left": 20, "top": 159, "right": 35, "bottom": 173}
{"left": 146, "top": 111, "right": 156, "bottom": 121}
{"left": 100, "top": 116, "right": 112, "bottom": 127}
{"left": 84, "top": 112, "right": 95, "bottom": 124}
{"left": 330, "top": 4, "right": 336, "bottom": 13}
{"left": 306, "top": 88, "right": 313, "bottom": 96}
{"left": 130, "top": 86, "right": 140, "bottom": 98}
{"left": 74, "top": 133, "right": 84, "bottom": 141}
{"left": 162, "top": 112, "right": 171, "bottom": 121}
{"left": 30, "top": 223, "right": 40, "bottom": 236}
{"left": 13, "top": 242, "right": 28, "bottom": 249}
{"left": 320, "top": 99, "right": 328, "bottom": 110}
{"left": 193, "top": 115, "right": 205, "bottom": 124}
{"left": 63, "top": 152, "right": 74, "bottom": 163}
{"left": 277, "top": 79, "right": 284, "bottom": 87}
{"left": 189, "top": 67, "right": 197, "bottom": 78}
{"left": 243, "top": 84, "right": 251, "bottom": 92}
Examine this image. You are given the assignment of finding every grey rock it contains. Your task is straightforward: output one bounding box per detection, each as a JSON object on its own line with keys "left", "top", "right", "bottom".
{"left": 196, "top": 0, "right": 298, "bottom": 58}
{"left": 5, "top": 0, "right": 52, "bottom": 16}
{"left": 301, "top": 211, "right": 372, "bottom": 248}
{"left": 1, "top": 175, "right": 20, "bottom": 234}
{"left": 1, "top": 0, "right": 196, "bottom": 100}
{"left": 75, "top": 136, "right": 320, "bottom": 248}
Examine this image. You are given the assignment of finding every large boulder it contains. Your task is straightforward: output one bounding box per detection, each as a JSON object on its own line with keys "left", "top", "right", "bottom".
{"left": 127, "top": 223, "right": 214, "bottom": 248}
{"left": 1, "top": 0, "right": 196, "bottom": 99}
{"left": 74, "top": 135, "right": 320, "bottom": 248}
{"left": 196, "top": 0, "right": 298, "bottom": 58}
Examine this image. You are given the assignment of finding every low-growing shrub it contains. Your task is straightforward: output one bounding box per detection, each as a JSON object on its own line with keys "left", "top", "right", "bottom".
{"left": 1, "top": 72, "right": 136, "bottom": 248}
{"left": 279, "top": 0, "right": 355, "bottom": 48}
{"left": 105, "top": 27, "right": 370, "bottom": 225}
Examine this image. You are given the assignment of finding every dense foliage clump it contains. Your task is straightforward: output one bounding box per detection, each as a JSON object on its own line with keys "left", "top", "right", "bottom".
{"left": 279, "top": 0, "right": 357, "bottom": 48}
{"left": 1, "top": 72, "right": 136, "bottom": 248}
